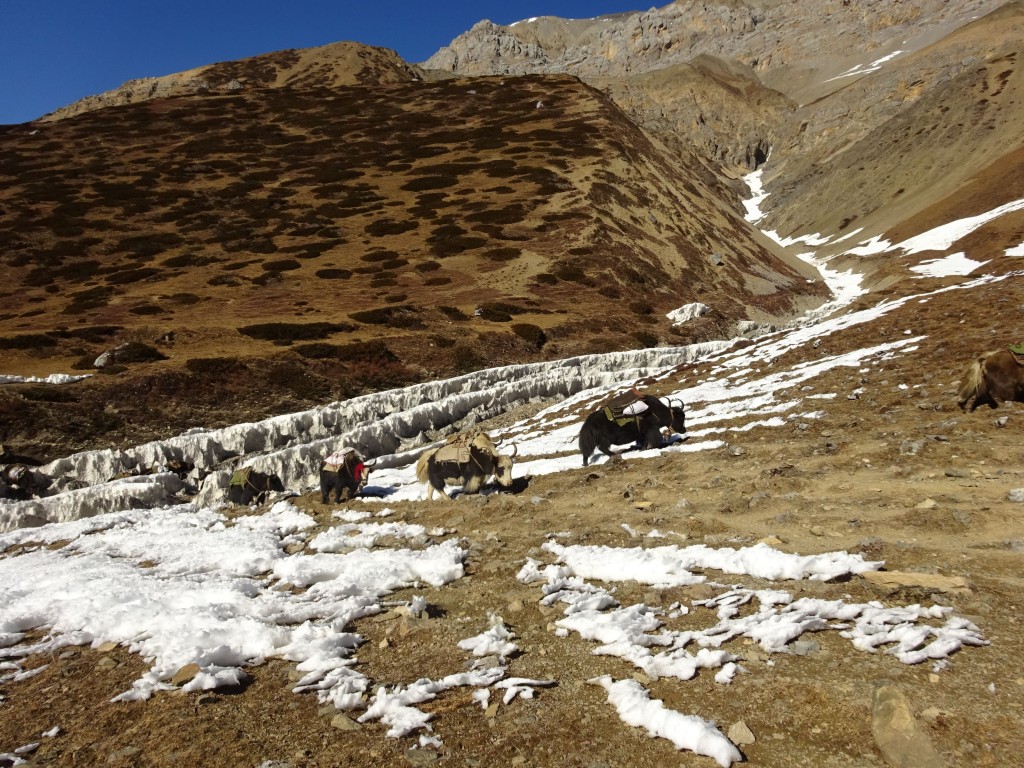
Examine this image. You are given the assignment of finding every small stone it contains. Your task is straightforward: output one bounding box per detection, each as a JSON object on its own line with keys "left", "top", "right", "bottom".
{"left": 506, "top": 599, "right": 525, "bottom": 613}
{"left": 331, "top": 713, "right": 361, "bottom": 731}
{"left": 196, "top": 693, "right": 218, "bottom": 705}
{"left": 1007, "top": 488, "right": 1024, "bottom": 503}
{"left": 404, "top": 748, "right": 440, "bottom": 766}
{"left": 728, "top": 720, "right": 756, "bottom": 746}
{"left": 790, "top": 639, "right": 821, "bottom": 656}
{"left": 171, "top": 663, "right": 202, "bottom": 686}
{"left": 916, "top": 498, "right": 938, "bottom": 509}
{"left": 106, "top": 747, "right": 141, "bottom": 764}
{"left": 871, "top": 684, "right": 946, "bottom": 768}
{"left": 485, "top": 702, "right": 499, "bottom": 719}
{"left": 95, "top": 657, "right": 117, "bottom": 670}
{"left": 95, "top": 641, "right": 117, "bottom": 653}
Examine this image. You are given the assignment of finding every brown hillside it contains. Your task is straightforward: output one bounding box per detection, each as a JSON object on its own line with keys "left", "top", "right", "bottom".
{"left": 0, "top": 73, "right": 826, "bottom": 460}
{"left": 38, "top": 41, "right": 419, "bottom": 122}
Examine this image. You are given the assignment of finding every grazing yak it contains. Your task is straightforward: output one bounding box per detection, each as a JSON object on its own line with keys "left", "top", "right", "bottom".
{"left": 320, "top": 448, "right": 372, "bottom": 503}
{"left": 579, "top": 392, "right": 687, "bottom": 466}
{"left": 958, "top": 346, "right": 1024, "bottom": 411}
{"left": 415, "top": 431, "right": 517, "bottom": 500}
{"left": 227, "top": 466, "right": 284, "bottom": 505}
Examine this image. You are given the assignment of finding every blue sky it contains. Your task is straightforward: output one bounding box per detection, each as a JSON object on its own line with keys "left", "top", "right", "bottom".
{"left": 0, "top": 1, "right": 642, "bottom": 125}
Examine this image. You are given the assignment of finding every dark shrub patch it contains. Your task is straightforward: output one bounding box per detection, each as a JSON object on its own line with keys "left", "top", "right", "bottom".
{"left": 262, "top": 259, "right": 301, "bottom": 272}
{"left": 208, "top": 274, "right": 242, "bottom": 286}
{"left": 222, "top": 259, "right": 260, "bottom": 271}
{"left": 632, "top": 331, "right": 659, "bottom": 348}
{"left": 252, "top": 271, "right": 282, "bottom": 286}
{"left": 63, "top": 286, "right": 114, "bottom": 314}
{"left": 431, "top": 335, "right": 457, "bottom": 348}
{"left": 59, "top": 325, "right": 122, "bottom": 343}
{"left": 483, "top": 247, "right": 520, "bottom": 262}
{"left": 428, "top": 224, "right": 466, "bottom": 240}
{"left": 552, "top": 264, "right": 589, "bottom": 283}
{"left": 315, "top": 268, "right": 352, "bottom": 280}
{"left": 414, "top": 261, "right": 441, "bottom": 272}
{"left": 452, "top": 343, "right": 486, "bottom": 374}
{"left": 438, "top": 305, "right": 468, "bottom": 321}
{"left": 349, "top": 305, "right": 424, "bottom": 329}
{"left": 237, "top": 322, "right": 355, "bottom": 344}
{"left": 430, "top": 236, "right": 487, "bottom": 258}
{"left": 361, "top": 251, "right": 402, "bottom": 263}
{"left": 480, "top": 301, "right": 527, "bottom": 316}
{"left": 162, "top": 252, "right": 220, "bottom": 268}
{"left": 628, "top": 300, "right": 653, "bottom": 315}
{"left": 185, "top": 357, "right": 249, "bottom": 376}
{"left": 512, "top": 323, "right": 547, "bottom": 349}
{"left": 534, "top": 273, "right": 558, "bottom": 285}
{"left": 103, "top": 341, "right": 167, "bottom": 365}
{"left": 477, "top": 306, "right": 511, "bottom": 322}
{"left": 423, "top": 276, "right": 451, "bottom": 286}
{"left": 168, "top": 293, "right": 202, "bottom": 305}
{"left": 106, "top": 267, "right": 160, "bottom": 285}
{"left": 118, "top": 232, "right": 184, "bottom": 258}
{"left": 0, "top": 333, "right": 57, "bottom": 350}
{"left": 365, "top": 219, "right": 417, "bottom": 236}
{"left": 598, "top": 285, "right": 621, "bottom": 299}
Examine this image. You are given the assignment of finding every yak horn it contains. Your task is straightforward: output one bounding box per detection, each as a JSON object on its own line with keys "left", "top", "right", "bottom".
{"left": 365, "top": 457, "right": 378, "bottom": 467}
{"left": 508, "top": 443, "right": 518, "bottom": 459}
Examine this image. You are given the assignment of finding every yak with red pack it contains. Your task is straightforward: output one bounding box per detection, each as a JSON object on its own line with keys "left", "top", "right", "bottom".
{"left": 578, "top": 389, "right": 686, "bottom": 466}
{"left": 320, "top": 448, "right": 373, "bottom": 503}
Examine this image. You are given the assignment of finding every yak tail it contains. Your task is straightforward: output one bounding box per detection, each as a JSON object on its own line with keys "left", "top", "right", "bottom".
{"left": 415, "top": 448, "right": 437, "bottom": 485}
{"left": 957, "top": 355, "right": 987, "bottom": 410}
{"left": 578, "top": 424, "right": 596, "bottom": 466}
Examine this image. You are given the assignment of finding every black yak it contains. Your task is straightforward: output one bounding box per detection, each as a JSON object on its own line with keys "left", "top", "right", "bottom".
{"left": 578, "top": 393, "right": 686, "bottom": 466}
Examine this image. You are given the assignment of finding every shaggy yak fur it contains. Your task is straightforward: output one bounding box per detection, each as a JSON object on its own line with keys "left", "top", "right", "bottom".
{"left": 415, "top": 431, "right": 516, "bottom": 500}
{"left": 227, "top": 466, "right": 284, "bottom": 505}
{"left": 320, "top": 451, "right": 370, "bottom": 503}
{"left": 578, "top": 394, "right": 687, "bottom": 466}
{"left": 958, "top": 348, "right": 1024, "bottom": 411}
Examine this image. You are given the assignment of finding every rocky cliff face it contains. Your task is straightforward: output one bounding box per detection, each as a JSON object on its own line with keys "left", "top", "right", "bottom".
{"left": 422, "top": 0, "right": 1007, "bottom": 174}
{"left": 423, "top": 0, "right": 1022, "bottom": 259}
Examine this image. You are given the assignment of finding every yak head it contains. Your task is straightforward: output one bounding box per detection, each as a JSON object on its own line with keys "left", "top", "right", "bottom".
{"left": 492, "top": 444, "right": 517, "bottom": 487}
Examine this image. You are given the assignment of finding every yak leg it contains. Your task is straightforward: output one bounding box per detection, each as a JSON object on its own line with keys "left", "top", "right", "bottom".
{"left": 595, "top": 435, "right": 617, "bottom": 460}
{"left": 463, "top": 475, "right": 483, "bottom": 494}
{"left": 643, "top": 425, "right": 664, "bottom": 450}
{"left": 320, "top": 477, "right": 331, "bottom": 504}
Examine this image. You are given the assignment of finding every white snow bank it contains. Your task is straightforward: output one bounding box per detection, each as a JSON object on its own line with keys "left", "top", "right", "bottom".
{"left": 592, "top": 676, "right": 741, "bottom": 767}
{"left": 0, "top": 373, "right": 91, "bottom": 385}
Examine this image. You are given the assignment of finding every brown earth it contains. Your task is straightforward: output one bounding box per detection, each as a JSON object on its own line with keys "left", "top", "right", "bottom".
{"left": 0, "top": 71, "right": 826, "bottom": 463}
{"left": 1, "top": 264, "right": 1022, "bottom": 768}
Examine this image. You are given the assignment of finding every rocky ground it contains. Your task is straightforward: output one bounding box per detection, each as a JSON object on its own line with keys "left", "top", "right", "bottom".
{"left": 1, "top": 275, "right": 1022, "bottom": 768}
